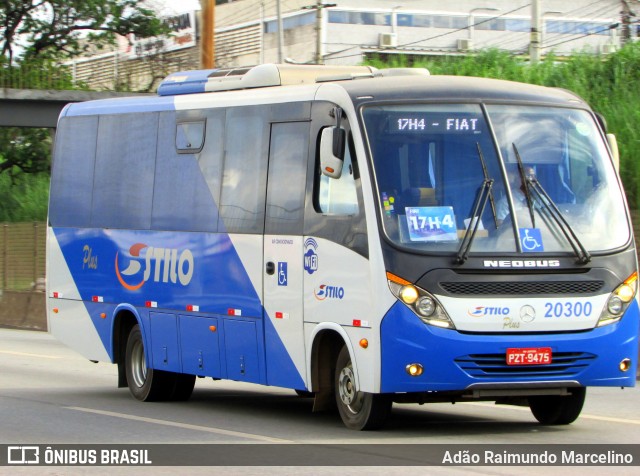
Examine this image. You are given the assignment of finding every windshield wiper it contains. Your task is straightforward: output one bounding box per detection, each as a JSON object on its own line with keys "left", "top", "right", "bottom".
{"left": 478, "top": 142, "right": 499, "bottom": 228}
{"left": 456, "top": 143, "right": 495, "bottom": 264}
{"left": 512, "top": 143, "right": 591, "bottom": 264}
{"left": 512, "top": 144, "right": 536, "bottom": 228}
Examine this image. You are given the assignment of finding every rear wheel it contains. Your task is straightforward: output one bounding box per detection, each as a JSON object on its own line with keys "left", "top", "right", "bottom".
{"left": 125, "top": 324, "right": 194, "bottom": 402}
{"left": 529, "top": 387, "right": 586, "bottom": 425}
{"left": 334, "top": 345, "right": 391, "bottom": 430}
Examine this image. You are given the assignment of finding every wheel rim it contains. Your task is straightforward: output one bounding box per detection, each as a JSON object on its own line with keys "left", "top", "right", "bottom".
{"left": 130, "top": 339, "right": 147, "bottom": 388}
{"left": 338, "top": 364, "right": 364, "bottom": 414}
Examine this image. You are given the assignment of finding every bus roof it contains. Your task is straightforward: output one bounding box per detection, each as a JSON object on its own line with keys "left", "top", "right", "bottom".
{"left": 61, "top": 65, "right": 587, "bottom": 119}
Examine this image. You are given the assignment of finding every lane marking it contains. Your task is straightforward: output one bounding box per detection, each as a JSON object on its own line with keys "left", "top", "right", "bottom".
{"left": 0, "top": 350, "right": 63, "bottom": 359}
{"left": 467, "top": 402, "right": 640, "bottom": 425}
{"left": 65, "top": 406, "right": 293, "bottom": 443}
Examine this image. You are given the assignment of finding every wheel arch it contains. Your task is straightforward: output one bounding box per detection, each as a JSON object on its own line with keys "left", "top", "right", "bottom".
{"left": 111, "top": 304, "right": 143, "bottom": 388}
{"left": 308, "top": 323, "right": 357, "bottom": 411}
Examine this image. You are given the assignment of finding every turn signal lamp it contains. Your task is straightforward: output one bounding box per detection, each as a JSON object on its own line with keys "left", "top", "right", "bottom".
{"left": 597, "top": 272, "right": 638, "bottom": 327}
{"left": 387, "top": 272, "right": 455, "bottom": 329}
{"left": 619, "top": 358, "right": 631, "bottom": 372}
{"left": 406, "top": 363, "right": 424, "bottom": 377}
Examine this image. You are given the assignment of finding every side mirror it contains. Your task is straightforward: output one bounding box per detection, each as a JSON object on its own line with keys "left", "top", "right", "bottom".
{"left": 607, "top": 133, "right": 620, "bottom": 172}
{"left": 320, "top": 126, "right": 345, "bottom": 178}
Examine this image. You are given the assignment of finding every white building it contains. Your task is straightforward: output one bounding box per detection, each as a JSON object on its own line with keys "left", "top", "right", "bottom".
{"left": 68, "top": 0, "right": 637, "bottom": 90}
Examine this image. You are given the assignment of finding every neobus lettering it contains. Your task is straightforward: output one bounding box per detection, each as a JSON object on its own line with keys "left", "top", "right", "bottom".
{"left": 483, "top": 260, "right": 561, "bottom": 268}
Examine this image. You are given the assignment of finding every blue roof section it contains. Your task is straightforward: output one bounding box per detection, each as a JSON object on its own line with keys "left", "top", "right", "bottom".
{"left": 64, "top": 94, "right": 176, "bottom": 116}
{"left": 157, "top": 69, "right": 218, "bottom": 96}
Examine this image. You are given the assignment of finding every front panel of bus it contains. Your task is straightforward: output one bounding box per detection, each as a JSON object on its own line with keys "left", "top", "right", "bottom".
{"left": 359, "top": 101, "right": 638, "bottom": 393}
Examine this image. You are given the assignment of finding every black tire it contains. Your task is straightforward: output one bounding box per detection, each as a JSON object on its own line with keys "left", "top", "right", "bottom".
{"left": 529, "top": 387, "right": 586, "bottom": 425}
{"left": 170, "top": 373, "right": 196, "bottom": 401}
{"left": 334, "top": 345, "right": 391, "bottom": 430}
{"left": 124, "top": 324, "right": 178, "bottom": 402}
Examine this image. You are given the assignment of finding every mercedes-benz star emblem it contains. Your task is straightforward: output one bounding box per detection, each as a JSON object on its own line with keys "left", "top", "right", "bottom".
{"left": 520, "top": 305, "right": 536, "bottom": 323}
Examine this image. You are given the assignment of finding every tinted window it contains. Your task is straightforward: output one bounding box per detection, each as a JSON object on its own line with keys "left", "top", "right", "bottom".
{"left": 265, "top": 122, "right": 309, "bottom": 234}
{"left": 219, "top": 107, "right": 268, "bottom": 233}
{"left": 49, "top": 116, "right": 98, "bottom": 227}
{"left": 176, "top": 120, "right": 206, "bottom": 153}
{"left": 92, "top": 113, "right": 157, "bottom": 229}
{"left": 151, "top": 112, "right": 220, "bottom": 232}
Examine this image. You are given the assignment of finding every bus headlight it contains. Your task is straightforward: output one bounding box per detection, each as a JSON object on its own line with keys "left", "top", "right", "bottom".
{"left": 387, "top": 272, "right": 455, "bottom": 329}
{"left": 597, "top": 272, "right": 637, "bottom": 327}
{"left": 416, "top": 296, "right": 436, "bottom": 317}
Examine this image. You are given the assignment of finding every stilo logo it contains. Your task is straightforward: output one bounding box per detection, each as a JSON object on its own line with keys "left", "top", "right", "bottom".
{"left": 115, "top": 243, "right": 195, "bottom": 291}
{"left": 468, "top": 306, "right": 510, "bottom": 317}
{"left": 314, "top": 284, "right": 345, "bottom": 301}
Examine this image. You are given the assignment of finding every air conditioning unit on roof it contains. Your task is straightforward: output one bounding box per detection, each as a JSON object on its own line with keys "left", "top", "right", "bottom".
{"left": 457, "top": 38, "right": 473, "bottom": 51}
{"left": 379, "top": 32, "right": 397, "bottom": 48}
{"left": 600, "top": 44, "right": 617, "bottom": 54}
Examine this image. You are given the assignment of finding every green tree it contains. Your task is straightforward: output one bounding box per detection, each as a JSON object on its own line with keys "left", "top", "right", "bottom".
{"left": 1, "top": 0, "right": 168, "bottom": 62}
{"left": 0, "top": 127, "right": 51, "bottom": 176}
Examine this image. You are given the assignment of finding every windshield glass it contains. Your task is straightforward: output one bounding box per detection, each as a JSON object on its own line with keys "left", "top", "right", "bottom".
{"left": 362, "top": 104, "right": 630, "bottom": 255}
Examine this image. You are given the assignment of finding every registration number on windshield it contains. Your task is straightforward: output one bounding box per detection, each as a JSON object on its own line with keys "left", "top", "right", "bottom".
{"left": 506, "top": 347, "right": 552, "bottom": 366}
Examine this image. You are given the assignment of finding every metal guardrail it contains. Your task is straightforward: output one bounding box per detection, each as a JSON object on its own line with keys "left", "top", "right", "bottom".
{"left": 0, "top": 222, "right": 46, "bottom": 292}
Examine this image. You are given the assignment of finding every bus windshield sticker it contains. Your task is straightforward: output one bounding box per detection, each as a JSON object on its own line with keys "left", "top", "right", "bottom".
{"left": 519, "top": 228, "right": 544, "bottom": 252}
{"left": 404, "top": 206, "right": 458, "bottom": 242}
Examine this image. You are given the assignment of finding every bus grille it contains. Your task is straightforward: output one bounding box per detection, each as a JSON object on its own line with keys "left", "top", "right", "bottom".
{"left": 455, "top": 352, "right": 596, "bottom": 379}
{"left": 441, "top": 281, "right": 604, "bottom": 295}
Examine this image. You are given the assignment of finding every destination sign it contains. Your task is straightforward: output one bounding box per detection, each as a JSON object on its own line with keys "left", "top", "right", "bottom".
{"left": 389, "top": 114, "right": 483, "bottom": 134}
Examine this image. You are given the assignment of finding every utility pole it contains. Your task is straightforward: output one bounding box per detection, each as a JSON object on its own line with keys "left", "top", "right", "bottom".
{"left": 621, "top": 1, "right": 635, "bottom": 45}
{"left": 303, "top": 1, "right": 336, "bottom": 64}
{"left": 276, "top": 0, "right": 284, "bottom": 63}
{"left": 200, "top": 0, "right": 215, "bottom": 69}
{"left": 529, "top": 0, "right": 541, "bottom": 64}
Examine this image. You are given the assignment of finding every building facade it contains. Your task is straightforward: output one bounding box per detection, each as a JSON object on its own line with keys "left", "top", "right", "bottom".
{"left": 68, "top": 0, "right": 637, "bottom": 91}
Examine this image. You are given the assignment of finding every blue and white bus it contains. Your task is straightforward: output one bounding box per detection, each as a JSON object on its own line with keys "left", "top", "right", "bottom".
{"left": 47, "top": 64, "right": 638, "bottom": 430}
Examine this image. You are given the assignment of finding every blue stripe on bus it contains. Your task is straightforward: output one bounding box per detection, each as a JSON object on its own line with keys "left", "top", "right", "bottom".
{"left": 63, "top": 95, "right": 176, "bottom": 117}
{"left": 380, "top": 300, "right": 639, "bottom": 392}
{"left": 53, "top": 227, "right": 305, "bottom": 388}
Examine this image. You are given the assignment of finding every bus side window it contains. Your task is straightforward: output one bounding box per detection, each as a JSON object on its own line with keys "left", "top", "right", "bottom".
{"left": 49, "top": 116, "right": 98, "bottom": 227}
{"left": 316, "top": 130, "right": 359, "bottom": 215}
{"left": 219, "top": 107, "right": 269, "bottom": 233}
{"left": 176, "top": 120, "right": 206, "bottom": 153}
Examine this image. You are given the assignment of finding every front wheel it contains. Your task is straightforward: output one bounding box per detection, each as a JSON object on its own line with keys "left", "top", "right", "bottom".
{"left": 334, "top": 345, "right": 391, "bottom": 430}
{"left": 529, "top": 387, "right": 586, "bottom": 425}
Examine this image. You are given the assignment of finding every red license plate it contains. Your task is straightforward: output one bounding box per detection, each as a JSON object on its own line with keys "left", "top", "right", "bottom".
{"left": 506, "top": 347, "right": 552, "bottom": 366}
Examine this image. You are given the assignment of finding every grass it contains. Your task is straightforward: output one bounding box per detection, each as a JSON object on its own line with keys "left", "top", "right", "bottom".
{"left": 0, "top": 173, "right": 49, "bottom": 222}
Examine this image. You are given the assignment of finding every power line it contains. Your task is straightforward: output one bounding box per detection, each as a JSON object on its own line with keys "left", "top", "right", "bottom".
{"left": 483, "top": 1, "right": 616, "bottom": 51}
{"left": 542, "top": 22, "right": 619, "bottom": 50}
{"left": 541, "top": 3, "right": 619, "bottom": 46}
{"left": 325, "top": 4, "right": 531, "bottom": 62}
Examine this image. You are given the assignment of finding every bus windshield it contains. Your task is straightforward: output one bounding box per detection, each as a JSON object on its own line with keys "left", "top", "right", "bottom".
{"left": 362, "top": 103, "right": 630, "bottom": 255}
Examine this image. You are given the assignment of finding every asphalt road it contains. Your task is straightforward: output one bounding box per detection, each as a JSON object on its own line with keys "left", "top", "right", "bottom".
{"left": 1, "top": 328, "right": 639, "bottom": 475}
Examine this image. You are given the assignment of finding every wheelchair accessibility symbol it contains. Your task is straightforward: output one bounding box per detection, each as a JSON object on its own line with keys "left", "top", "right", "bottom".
{"left": 519, "top": 228, "right": 544, "bottom": 252}
{"left": 278, "top": 262, "right": 288, "bottom": 286}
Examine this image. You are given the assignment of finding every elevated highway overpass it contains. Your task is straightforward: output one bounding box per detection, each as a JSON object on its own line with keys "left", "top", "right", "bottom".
{"left": 0, "top": 89, "right": 148, "bottom": 128}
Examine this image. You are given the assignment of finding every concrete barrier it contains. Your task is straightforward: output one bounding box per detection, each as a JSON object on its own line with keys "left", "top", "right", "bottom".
{"left": 0, "top": 291, "right": 47, "bottom": 331}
